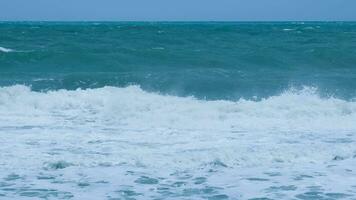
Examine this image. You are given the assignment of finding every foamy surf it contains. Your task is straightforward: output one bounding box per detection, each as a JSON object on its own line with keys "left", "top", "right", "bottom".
{"left": 1, "top": 85, "right": 355, "bottom": 132}
{"left": 0, "top": 85, "right": 356, "bottom": 199}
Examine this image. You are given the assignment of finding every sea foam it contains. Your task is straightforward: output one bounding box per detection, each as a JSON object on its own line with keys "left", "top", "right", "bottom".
{"left": 1, "top": 85, "right": 355, "bottom": 132}
{"left": 0, "top": 85, "right": 356, "bottom": 199}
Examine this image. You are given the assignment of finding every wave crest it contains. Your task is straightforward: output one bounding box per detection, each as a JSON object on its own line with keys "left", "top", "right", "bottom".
{"left": 0, "top": 46, "right": 14, "bottom": 52}
{"left": 0, "top": 85, "right": 355, "bottom": 132}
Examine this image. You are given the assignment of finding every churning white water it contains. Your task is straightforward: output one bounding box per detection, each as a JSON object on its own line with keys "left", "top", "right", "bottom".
{"left": 0, "top": 85, "right": 356, "bottom": 199}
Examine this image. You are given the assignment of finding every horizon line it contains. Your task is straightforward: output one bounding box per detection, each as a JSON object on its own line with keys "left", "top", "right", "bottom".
{"left": 1, "top": 20, "right": 356, "bottom": 23}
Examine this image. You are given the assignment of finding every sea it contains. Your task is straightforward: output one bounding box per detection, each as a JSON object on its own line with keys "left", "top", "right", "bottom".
{"left": 0, "top": 22, "right": 356, "bottom": 200}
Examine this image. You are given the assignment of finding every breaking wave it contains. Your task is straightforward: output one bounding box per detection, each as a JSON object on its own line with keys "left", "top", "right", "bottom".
{"left": 1, "top": 85, "right": 355, "bottom": 132}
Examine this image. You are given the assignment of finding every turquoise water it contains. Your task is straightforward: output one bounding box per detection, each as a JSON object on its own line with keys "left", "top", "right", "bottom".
{"left": 1, "top": 22, "right": 356, "bottom": 200}
{"left": 1, "top": 22, "right": 356, "bottom": 99}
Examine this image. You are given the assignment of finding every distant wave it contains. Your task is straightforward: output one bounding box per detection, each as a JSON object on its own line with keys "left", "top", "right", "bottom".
{"left": 283, "top": 28, "right": 295, "bottom": 31}
{"left": 0, "top": 46, "right": 14, "bottom": 52}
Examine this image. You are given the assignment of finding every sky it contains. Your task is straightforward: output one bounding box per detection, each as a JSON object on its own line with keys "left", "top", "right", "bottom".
{"left": 0, "top": 0, "right": 355, "bottom": 21}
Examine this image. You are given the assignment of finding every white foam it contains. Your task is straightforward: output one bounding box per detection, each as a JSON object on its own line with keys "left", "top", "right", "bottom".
{"left": 283, "top": 28, "right": 295, "bottom": 31}
{"left": 0, "top": 46, "right": 14, "bottom": 52}
{"left": 0, "top": 85, "right": 355, "bottom": 132}
{"left": 0, "top": 85, "right": 355, "bottom": 199}
{"left": 1, "top": 84, "right": 356, "bottom": 168}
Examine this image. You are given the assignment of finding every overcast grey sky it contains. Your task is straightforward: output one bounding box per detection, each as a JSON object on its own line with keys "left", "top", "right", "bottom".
{"left": 0, "top": 0, "right": 355, "bottom": 21}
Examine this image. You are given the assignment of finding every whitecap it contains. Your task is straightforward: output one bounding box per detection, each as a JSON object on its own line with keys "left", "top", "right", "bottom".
{"left": 283, "top": 28, "right": 295, "bottom": 31}
{"left": 0, "top": 46, "right": 14, "bottom": 52}
{"left": 32, "top": 78, "right": 55, "bottom": 82}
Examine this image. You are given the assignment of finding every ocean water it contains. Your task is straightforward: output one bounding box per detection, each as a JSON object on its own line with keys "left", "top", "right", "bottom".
{"left": 0, "top": 22, "right": 356, "bottom": 200}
